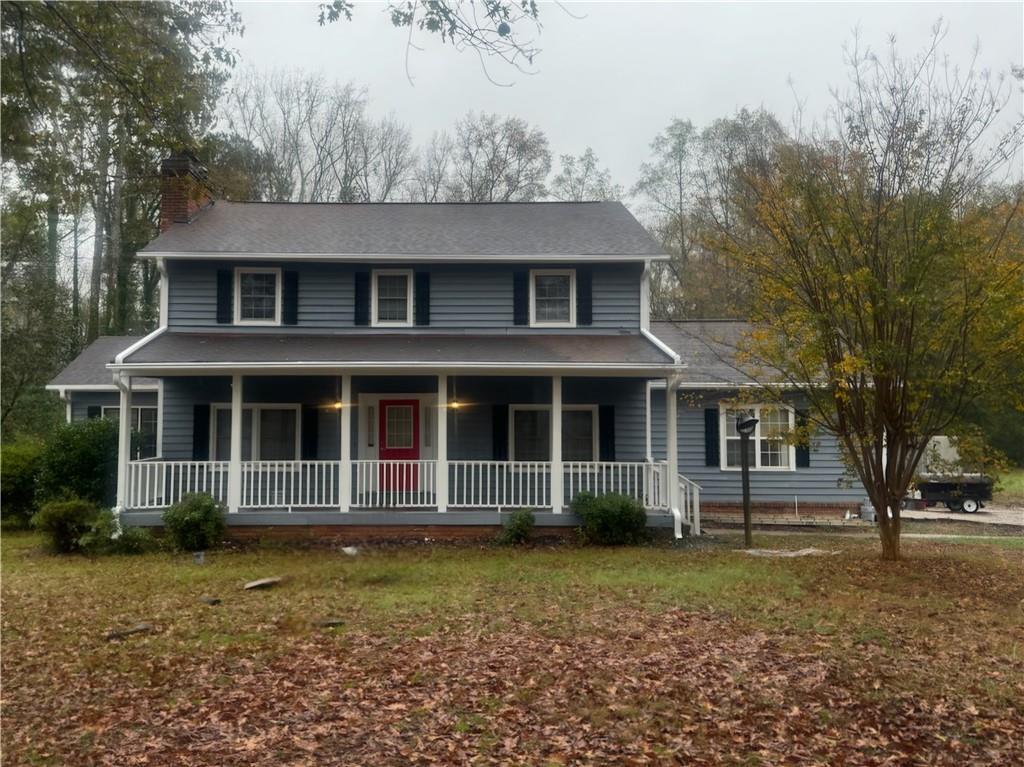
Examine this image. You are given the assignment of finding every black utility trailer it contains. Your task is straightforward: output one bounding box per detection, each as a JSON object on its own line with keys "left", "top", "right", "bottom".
{"left": 906, "top": 475, "right": 994, "bottom": 513}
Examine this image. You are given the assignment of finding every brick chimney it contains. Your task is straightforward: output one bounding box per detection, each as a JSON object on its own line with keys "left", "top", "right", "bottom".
{"left": 159, "top": 152, "right": 211, "bottom": 232}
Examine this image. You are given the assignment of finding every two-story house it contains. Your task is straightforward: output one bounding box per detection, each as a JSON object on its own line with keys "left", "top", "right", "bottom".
{"left": 48, "top": 154, "right": 866, "bottom": 537}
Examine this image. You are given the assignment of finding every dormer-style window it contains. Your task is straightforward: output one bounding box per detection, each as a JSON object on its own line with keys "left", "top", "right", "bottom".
{"left": 372, "top": 270, "right": 413, "bottom": 327}
{"left": 235, "top": 267, "right": 281, "bottom": 325}
{"left": 530, "top": 269, "right": 576, "bottom": 327}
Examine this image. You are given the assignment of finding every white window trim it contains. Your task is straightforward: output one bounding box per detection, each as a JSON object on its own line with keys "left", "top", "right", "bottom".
{"left": 234, "top": 267, "right": 282, "bottom": 326}
{"left": 210, "top": 403, "right": 302, "bottom": 461}
{"left": 529, "top": 269, "right": 576, "bottom": 328}
{"left": 719, "top": 403, "right": 796, "bottom": 472}
{"left": 371, "top": 269, "right": 414, "bottom": 328}
{"left": 509, "top": 404, "right": 598, "bottom": 463}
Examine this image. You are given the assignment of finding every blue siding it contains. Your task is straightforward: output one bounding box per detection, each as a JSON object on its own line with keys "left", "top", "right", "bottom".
{"left": 650, "top": 389, "right": 866, "bottom": 503}
{"left": 69, "top": 391, "right": 157, "bottom": 421}
{"left": 167, "top": 261, "right": 641, "bottom": 332}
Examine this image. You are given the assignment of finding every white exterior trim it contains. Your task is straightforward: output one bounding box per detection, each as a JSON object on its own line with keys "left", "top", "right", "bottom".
{"left": 529, "top": 269, "right": 576, "bottom": 328}
{"left": 640, "top": 259, "right": 651, "bottom": 332}
{"left": 210, "top": 402, "right": 302, "bottom": 461}
{"left": 111, "top": 362, "right": 681, "bottom": 376}
{"left": 233, "top": 267, "right": 282, "bottom": 326}
{"left": 370, "top": 269, "right": 414, "bottom": 328}
{"left": 718, "top": 402, "right": 797, "bottom": 472}
{"left": 46, "top": 384, "right": 159, "bottom": 392}
{"left": 157, "top": 257, "right": 169, "bottom": 327}
{"left": 113, "top": 326, "right": 167, "bottom": 367}
{"left": 141, "top": 252, "right": 670, "bottom": 263}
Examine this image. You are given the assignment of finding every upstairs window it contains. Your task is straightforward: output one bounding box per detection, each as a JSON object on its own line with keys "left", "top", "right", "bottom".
{"left": 720, "top": 404, "right": 795, "bottom": 471}
{"left": 235, "top": 268, "right": 281, "bottom": 325}
{"left": 372, "top": 270, "right": 413, "bottom": 327}
{"left": 530, "top": 269, "right": 575, "bottom": 327}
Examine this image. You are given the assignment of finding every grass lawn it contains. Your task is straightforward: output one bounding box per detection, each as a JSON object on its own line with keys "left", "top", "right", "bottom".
{"left": 996, "top": 467, "right": 1024, "bottom": 505}
{"left": 3, "top": 531, "right": 1023, "bottom": 766}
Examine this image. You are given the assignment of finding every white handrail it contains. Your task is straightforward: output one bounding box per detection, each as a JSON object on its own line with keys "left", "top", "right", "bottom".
{"left": 678, "top": 473, "right": 702, "bottom": 536}
{"left": 126, "top": 460, "right": 229, "bottom": 509}
{"left": 352, "top": 460, "right": 437, "bottom": 508}
{"left": 241, "top": 461, "right": 340, "bottom": 509}
{"left": 448, "top": 461, "right": 551, "bottom": 508}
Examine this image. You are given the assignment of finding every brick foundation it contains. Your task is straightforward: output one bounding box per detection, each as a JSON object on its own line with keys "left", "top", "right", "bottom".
{"left": 224, "top": 525, "right": 581, "bottom": 543}
{"left": 701, "top": 501, "right": 859, "bottom": 522}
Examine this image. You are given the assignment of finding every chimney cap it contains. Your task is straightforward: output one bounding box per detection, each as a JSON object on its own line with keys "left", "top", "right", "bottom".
{"left": 160, "top": 151, "right": 207, "bottom": 180}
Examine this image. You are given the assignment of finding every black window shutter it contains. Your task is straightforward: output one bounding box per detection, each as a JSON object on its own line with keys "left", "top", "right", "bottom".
{"left": 192, "top": 404, "right": 211, "bottom": 460}
{"left": 598, "top": 404, "right": 615, "bottom": 461}
{"left": 354, "top": 271, "right": 370, "bottom": 326}
{"left": 216, "top": 269, "right": 233, "bottom": 324}
{"left": 301, "top": 405, "right": 319, "bottom": 460}
{"left": 414, "top": 271, "right": 430, "bottom": 326}
{"left": 86, "top": 405, "right": 101, "bottom": 420}
{"left": 282, "top": 270, "right": 299, "bottom": 325}
{"left": 704, "top": 408, "right": 720, "bottom": 467}
{"left": 512, "top": 270, "right": 529, "bottom": 326}
{"left": 795, "top": 409, "right": 811, "bottom": 468}
{"left": 492, "top": 404, "right": 509, "bottom": 460}
{"left": 577, "top": 268, "right": 593, "bottom": 326}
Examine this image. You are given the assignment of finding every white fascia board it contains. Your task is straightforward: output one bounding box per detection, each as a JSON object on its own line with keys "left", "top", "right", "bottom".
{"left": 649, "top": 380, "right": 799, "bottom": 389}
{"left": 45, "top": 384, "right": 159, "bottom": 392}
{"left": 108, "top": 361, "right": 685, "bottom": 378}
{"left": 140, "top": 252, "right": 670, "bottom": 263}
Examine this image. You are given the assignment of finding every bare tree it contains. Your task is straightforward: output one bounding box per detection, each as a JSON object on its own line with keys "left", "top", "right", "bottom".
{"left": 550, "top": 148, "right": 622, "bottom": 201}
{"left": 411, "top": 131, "right": 455, "bottom": 202}
{"left": 449, "top": 112, "right": 550, "bottom": 202}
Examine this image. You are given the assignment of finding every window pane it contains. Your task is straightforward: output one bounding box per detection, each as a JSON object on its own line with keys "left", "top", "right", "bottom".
{"left": 513, "top": 409, "right": 550, "bottom": 461}
{"left": 725, "top": 438, "right": 755, "bottom": 468}
{"left": 239, "top": 272, "right": 278, "bottom": 321}
{"left": 376, "top": 274, "right": 409, "bottom": 322}
{"left": 259, "top": 409, "right": 296, "bottom": 460}
{"left": 760, "top": 407, "right": 789, "bottom": 438}
{"left": 385, "top": 405, "right": 414, "bottom": 449}
{"left": 534, "top": 274, "right": 571, "bottom": 323}
{"left": 562, "top": 410, "right": 594, "bottom": 461}
{"left": 215, "top": 409, "right": 253, "bottom": 461}
{"left": 760, "top": 438, "right": 788, "bottom": 467}
{"left": 135, "top": 407, "right": 158, "bottom": 459}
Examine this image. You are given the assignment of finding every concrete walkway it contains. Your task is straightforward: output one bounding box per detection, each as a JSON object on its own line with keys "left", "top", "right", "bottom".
{"left": 901, "top": 505, "right": 1023, "bottom": 527}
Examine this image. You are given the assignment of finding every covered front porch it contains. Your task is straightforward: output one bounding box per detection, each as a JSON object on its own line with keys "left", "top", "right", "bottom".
{"left": 113, "top": 372, "right": 698, "bottom": 535}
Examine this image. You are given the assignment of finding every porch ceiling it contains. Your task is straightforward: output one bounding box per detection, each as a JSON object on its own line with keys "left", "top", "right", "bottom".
{"left": 114, "top": 331, "right": 677, "bottom": 372}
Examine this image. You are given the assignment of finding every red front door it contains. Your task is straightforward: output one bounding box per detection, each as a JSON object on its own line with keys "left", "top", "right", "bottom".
{"left": 378, "top": 400, "right": 420, "bottom": 490}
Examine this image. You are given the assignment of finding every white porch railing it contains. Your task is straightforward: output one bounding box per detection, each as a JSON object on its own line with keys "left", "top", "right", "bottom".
{"left": 564, "top": 461, "right": 669, "bottom": 509}
{"left": 352, "top": 460, "right": 437, "bottom": 508}
{"left": 126, "top": 460, "right": 229, "bottom": 509}
{"left": 241, "top": 461, "right": 340, "bottom": 509}
{"left": 448, "top": 461, "right": 551, "bottom": 508}
{"left": 678, "top": 474, "right": 702, "bottom": 535}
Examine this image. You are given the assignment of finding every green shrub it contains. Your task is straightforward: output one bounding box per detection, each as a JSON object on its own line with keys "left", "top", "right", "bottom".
{"left": 162, "top": 494, "right": 225, "bottom": 551}
{"left": 572, "top": 492, "right": 648, "bottom": 546}
{"left": 36, "top": 419, "right": 118, "bottom": 507}
{"left": 79, "top": 510, "right": 156, "bottom": 555}
{"left": 31, "top": 498, "right": 100, "bottom": 553}
{"left": 498, "top": 508, "right": 536, "bottom": 545}
{"left": 1, "top": 440, "right": 43, "bottom": 527}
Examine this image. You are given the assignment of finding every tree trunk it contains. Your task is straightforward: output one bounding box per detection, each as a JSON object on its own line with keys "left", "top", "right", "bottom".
{"left": 87, "top": 116, "right": 110, "bottom": 343}
{"left": 46, "top": 201, "right": 59, "bottom": 289}
{"left": 72, "top": 212, "right": 81, "bottom": 340}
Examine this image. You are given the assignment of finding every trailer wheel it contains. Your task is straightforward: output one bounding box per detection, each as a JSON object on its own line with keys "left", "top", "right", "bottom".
{"left": 946, "top": 499, "right": 964, "bottom": 512}
{"left": 962, "top": 498, "right": 980, "bottom": 514}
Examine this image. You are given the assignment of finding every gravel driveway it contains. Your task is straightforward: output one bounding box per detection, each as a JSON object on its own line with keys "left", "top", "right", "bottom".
{"left": 903, "top": 504, "right": 1024, "bottom": 526}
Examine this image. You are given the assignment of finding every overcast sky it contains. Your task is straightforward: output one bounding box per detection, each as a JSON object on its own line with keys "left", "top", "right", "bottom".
{"left": 231, "top": 1, "right": 1022, "bottom": 191}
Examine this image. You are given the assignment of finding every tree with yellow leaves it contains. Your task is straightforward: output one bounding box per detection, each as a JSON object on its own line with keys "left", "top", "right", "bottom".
{"left": 714, "top": 27, "right": 1024, "bottom": 559}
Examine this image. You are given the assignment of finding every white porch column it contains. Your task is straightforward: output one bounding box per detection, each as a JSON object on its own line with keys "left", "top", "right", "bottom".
{"left": 339, "top": 374, "right": 352, "bottom": 512}
{"left": 551, "top": 375, "right": 563, "bottom": 513}
{"left": 436, "top": 374, "right": 448, "bottom": 512}
{"left": 227, "top": 374, "right": 243, "bottom": 513}
{"left": 666, "top": 378, "right": 680, "bottom": 513}
{"left": 115, "top": 375, "right": 133, "bottom": 510}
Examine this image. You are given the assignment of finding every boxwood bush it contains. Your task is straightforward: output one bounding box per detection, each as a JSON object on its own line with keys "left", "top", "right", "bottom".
{"left": 32, "top": 498, "right": 100, "bottom": 553}
{"left": 80, "top": 510, "right": 156, "bottom": 555}
{"left": 1, "top": 440, "right": 43, "bottom": 527}
{"left": 36, "top": 418, "right": 118, "bottom": 507}
{"left": 162, "top": 494, "right": 225, "bottom": 551}
{"left": 498, "top": 508, "right": 536, "bottom": 545}
{"left": 572, "top": 492, "right": 648, "bottom": 545}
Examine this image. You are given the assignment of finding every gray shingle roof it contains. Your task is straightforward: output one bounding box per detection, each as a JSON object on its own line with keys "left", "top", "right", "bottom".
{"left": 650, "top": 320, "right": 766, "bottom": 385}
{"left": 120, "top": 332, "right": 675, "bottom": 368}
{"left": 141, "top": 201, "right": 667, "bottom": 258}
{"left": 48, "top": 336, "right": 158, "bottom": 388}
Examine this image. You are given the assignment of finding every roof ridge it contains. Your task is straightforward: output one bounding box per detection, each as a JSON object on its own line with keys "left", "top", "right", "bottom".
{"left": 215, "top": 199, "right": 620, "bottom": 206}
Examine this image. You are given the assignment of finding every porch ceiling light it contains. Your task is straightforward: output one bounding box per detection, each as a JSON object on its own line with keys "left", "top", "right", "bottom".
{"left": 449, "top": 400, "right": 461, "bottom": 410}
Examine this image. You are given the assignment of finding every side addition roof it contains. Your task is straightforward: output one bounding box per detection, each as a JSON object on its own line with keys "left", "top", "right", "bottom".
{"left": 650, "top": 320, "right": 766, "bottom": 386}
{"left": 140, "top": 201, "right": 668, "bottom": 260}
{"left": 47, "top": 336, "right": 158, "bottom": 389}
